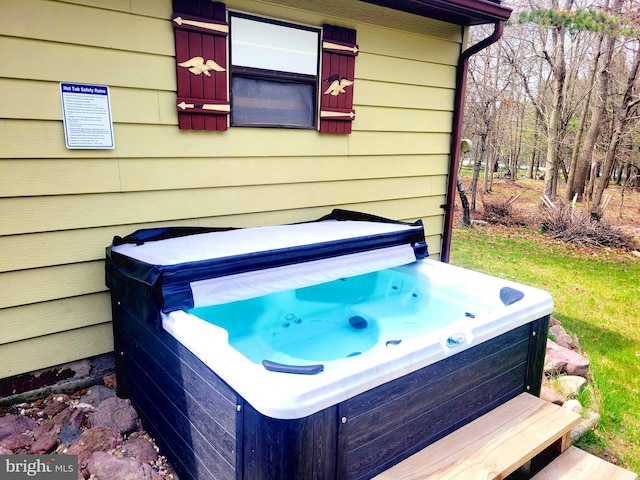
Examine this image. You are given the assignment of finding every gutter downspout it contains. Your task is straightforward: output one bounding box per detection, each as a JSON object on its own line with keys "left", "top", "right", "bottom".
{"left": 440, "top": 21, "right": 505, "bottom": 263}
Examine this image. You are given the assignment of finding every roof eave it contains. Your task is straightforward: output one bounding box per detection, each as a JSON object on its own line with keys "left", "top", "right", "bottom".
{"left": 360, "top": 0, "right": 512, "bottom": 26}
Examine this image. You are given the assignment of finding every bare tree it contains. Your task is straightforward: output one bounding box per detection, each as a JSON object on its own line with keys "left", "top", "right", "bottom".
{"left": 566, "top": 0, "right": 626, "bottom": 201}
{"left": 507, "top": 0, "right": 581, "bottom": 197}
{"left": 565, "top": 33, "right": 604, "bottom": 200}
{"left": 593, "top": 39, "right": 640, "bottom": 207}
{"left": 542, "top": 0, "right": 573, "bottom": 198}
{"left": 465, "top": 27, "right": 513, "bottom": 211}
{"left": 528, "top": 109, "right": 545, "bottom": 179}
{"left": 463, "top": 0, "right": 640, "bottom": 213}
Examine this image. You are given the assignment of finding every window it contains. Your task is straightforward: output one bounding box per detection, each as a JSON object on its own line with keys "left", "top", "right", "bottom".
{"left": 171, "top": 1, "right": 358, "bottom": 133}
{"left": 229, "top": 14, "right": 320, "bottom": 129}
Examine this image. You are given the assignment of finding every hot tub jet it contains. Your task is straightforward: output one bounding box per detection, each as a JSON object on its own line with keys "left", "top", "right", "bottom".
{"left": 349, "top": 315, "right": 368, "bottom": 329}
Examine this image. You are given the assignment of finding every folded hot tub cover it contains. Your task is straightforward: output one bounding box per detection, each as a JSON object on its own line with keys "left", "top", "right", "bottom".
{"left": 105, "top": 209, "right": 428, "bottom": 313}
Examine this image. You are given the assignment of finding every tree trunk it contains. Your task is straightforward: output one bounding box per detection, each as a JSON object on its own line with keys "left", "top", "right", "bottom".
{"left": 565, "top": 34, "right": 603, "bottom": 201}
{"left": 485, "top": 152, "right": 493, "bottom": 191}
{"left": 483, "top": 146, "right": 491, "bottom": 194}
{"left": 470, "top": 134, "right": 487, "bottom": 212}
{"left": 528, "top": 109, "right": 543, "bottom": 179}
{"left": 528, "top": 150, "right": 536, "bottom": 179}
{"left": 568, "top": 0, "right": 625, "bottom": 202}
{"left": 586, "top": 157, "right": 598, "bottom": 203}
{"left": 471, "top": 154, "right": 482, "bottom": 213}
{"left": 593, "top": 43, "right": 640, "bottom": 207}
{"left": 569, "top": 32, "right": 617, "bottom": 201}
{"left": 509, "top": 103, "right": 524, "bottom": 181}
{"left": 559, "top": 158, "right": 569, "bottom": 184}
{"left": 456, "top": 174, "right": 471, "bottom": 227}
{"left": 615, "top": 160, "right": 625, "bottom": 185}
{"left": 544, "top": 9, "right": 567, "bottom": 199}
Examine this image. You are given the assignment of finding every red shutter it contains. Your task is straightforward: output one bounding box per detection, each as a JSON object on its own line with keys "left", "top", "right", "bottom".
{"left": 172, "top": 1, "right": 228, "bottom": 131}
{"left": 320, "top": 25, "right": 358, "bottom": 134}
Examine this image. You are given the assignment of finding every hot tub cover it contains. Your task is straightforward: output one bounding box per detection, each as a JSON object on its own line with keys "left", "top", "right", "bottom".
{"left": 105, "top": 209, "right": 428, "bottom": 312}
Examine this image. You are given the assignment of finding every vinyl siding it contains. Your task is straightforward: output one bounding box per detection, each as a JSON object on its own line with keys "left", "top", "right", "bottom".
{"left": 0, "top": 0, "right": 462, "bottom": 378}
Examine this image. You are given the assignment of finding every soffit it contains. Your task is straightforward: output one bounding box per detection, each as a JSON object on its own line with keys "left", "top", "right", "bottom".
{"left": 359, "top": 0, "right": 512, "bottom": 25}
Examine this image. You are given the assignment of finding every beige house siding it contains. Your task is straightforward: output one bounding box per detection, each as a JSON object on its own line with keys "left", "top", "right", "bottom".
{"left": 0, "top": 0, "right": 463, "bottom": 378}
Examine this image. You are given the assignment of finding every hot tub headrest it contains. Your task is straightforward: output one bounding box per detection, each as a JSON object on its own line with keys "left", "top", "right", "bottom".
{"left": 105, "top": 209, "right": 428, "bottom": 312}
{"left": 500, "top": 287, "right": 525, "bottom": 306}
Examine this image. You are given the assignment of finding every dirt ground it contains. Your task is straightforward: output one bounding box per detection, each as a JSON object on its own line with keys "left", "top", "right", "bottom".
{"left": 456, "top": 173, "right": 640, "bottom": 251}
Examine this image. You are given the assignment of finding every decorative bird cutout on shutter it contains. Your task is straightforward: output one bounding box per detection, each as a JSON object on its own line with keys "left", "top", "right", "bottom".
{"left": 178, "top": 56, "right": 226, "bottom": 76}
{"left": 323, "top": 74, "right": 354, "bottom": 96}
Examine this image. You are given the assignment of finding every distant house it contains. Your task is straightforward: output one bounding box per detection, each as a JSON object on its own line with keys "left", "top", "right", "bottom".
{"left": 0, "top": 0, "right": 510, "bottom": 397}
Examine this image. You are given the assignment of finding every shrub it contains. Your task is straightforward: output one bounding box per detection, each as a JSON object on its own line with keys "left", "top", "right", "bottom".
{"left": 538, "top": 200, "right": 636, "bottom": 250}
{"left": 480, "top": 193, "right": 529, "bottom": 226}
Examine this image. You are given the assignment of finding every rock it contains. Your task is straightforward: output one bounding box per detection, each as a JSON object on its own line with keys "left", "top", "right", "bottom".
{"left": 74, "top": 403, "right": 95, "bottom": 413}
{"left": 31, "top": 422, "right": 62, "bottom": 454}
{"left": 549, "top": 324, "right": 565, "bottom": 337}
{"left": 549, "top": 324, "right": 577, "bottom": 350}
{"left": 68, "top": 426, "right": 123, "bottom": 466}
{"left": 52, "top": 407, "right": 85, "bottom": 431}
{"left": 59, "top": 424, "right": 83, "bottom": 446}
{"left": 544, "top": 356, "right": 566, "bottom": 375}
{"left": 79, "top": 385, "right": 116, "bottom": 407}
{"left": 87, "top": 451, "right": 162, "bottom": 480}
{"left": 571, "top": 411, "right": 601, "bottom": 443}
{"left": 0, "top": 433, "right": 32, "bottom": 451}
{"left": 0, "top": 414, "right": 38, "bottom": 440}
{"left": 557, "top": 375, "right": 587, "bottom": 398}
{"left": 0, "top": 387, "right": 175, "bottom": 478}
{"left": 545, "top": 339, "right": 590, "bottom": 378}
{"left": 540, "top": 385, "right": 564, "bottom": 405}
{"left": 553, "top": 332, "right": 577, "bottom": 350}
{"left": 103, "top": 374, "right": 117, "bottom": 390}
{"left": 123, "top": 436, "right": 158, "bottom": 464}
{"left": 42, "top": 398, "right": 69, "bottom": 419}
{"left": 51, "top": 393, "right": 71, "bottom": 403}
{"left": 88, "top": 397, "right": 138, "bottom": 434}
{"left": 563, "top": 399, "right": 583, "bottom": 414}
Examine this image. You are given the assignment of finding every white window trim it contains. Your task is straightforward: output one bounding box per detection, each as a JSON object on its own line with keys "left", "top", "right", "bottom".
{"left": 228, "top": 12, "right": 322, "bottom": 129}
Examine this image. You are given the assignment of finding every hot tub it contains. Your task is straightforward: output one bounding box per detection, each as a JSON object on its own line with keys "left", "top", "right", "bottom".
{"left": 106, "top": 210, "right": 552, "bottom": 480}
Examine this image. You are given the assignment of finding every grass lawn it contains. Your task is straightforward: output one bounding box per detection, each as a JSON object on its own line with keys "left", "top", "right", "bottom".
{"left": 450, "top": 224, "right": 640, "bottom": 474}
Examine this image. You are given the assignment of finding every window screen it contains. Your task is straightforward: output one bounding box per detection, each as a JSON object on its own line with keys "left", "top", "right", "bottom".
{"left": 231, "top": 76, "right": 316, "bottom": 128}
{"left": 229, "top": 13, "right": 320, "bottom": 128}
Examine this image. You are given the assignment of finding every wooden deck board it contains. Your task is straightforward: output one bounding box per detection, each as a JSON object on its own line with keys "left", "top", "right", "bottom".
{"left": 532, "top": 446, "right": 638, "bottom": 480}
{"left": 373, "top": 393, "right": 581, "bottom": 480}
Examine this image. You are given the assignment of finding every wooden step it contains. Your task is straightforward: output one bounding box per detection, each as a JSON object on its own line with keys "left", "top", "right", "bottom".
{"left": 373, "top": 392, "right": 582, "bottom": 480}
{"left": 531, "top": 446, "right": 638, "bottom": 480}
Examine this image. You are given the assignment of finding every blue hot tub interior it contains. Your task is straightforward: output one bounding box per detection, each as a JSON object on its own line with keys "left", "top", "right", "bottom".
{"left": 188, "top": 267, "right": 489, "bottom": 365}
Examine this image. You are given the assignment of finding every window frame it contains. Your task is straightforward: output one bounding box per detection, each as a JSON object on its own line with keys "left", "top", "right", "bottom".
{"left": 228, "top": 12, "right": 322, "bottom": 129}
